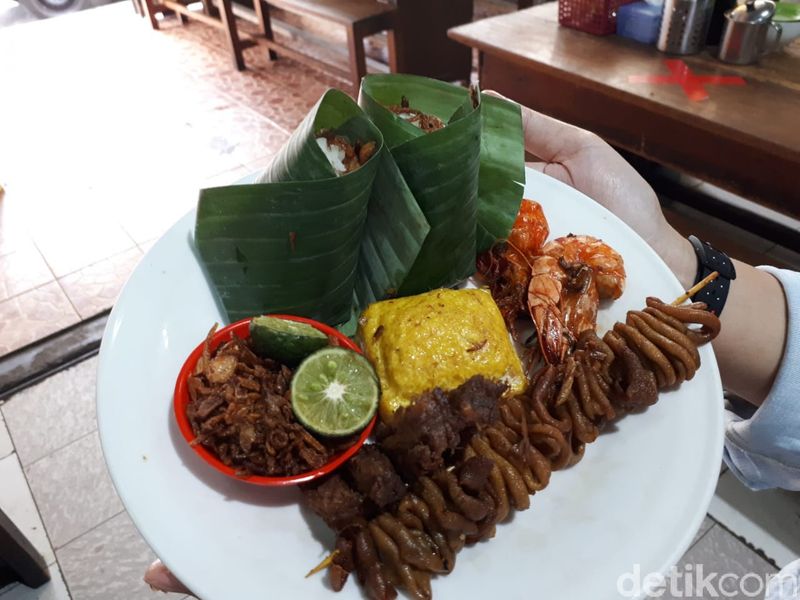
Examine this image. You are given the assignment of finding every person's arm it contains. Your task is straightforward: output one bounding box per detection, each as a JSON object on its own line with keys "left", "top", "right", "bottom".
{"left": 648, "top": 228, "right": 788, "bottom": 406}
{"left": 497, "top": 93, "right": 790, "bottom": 406}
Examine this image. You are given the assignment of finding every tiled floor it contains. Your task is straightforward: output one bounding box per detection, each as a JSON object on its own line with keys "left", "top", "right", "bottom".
{"left": 0, "top": 358, "right": 188, "bottom": 600}
{"left": 0, "top": 1, "right": 339, "bottom": 356}
{"left": 0, "top": 355, "right": 796, "bottom": 599}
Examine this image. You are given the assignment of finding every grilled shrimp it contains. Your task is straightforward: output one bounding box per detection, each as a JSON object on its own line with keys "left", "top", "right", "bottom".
{"left": 527, "top": 255, "right": 568, "bottom": 365}
{"left": 559, "top": 260, "right": 599, "bottom": 337}
{"left": 508, "top": 200, "right": 549, "bottom": 260}
{"left": 541, "top": 235, "right": 626, "bottom": 300}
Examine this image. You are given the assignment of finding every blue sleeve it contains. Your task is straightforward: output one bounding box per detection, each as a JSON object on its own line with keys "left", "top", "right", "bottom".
{"left": 723, "top": 266, "right": 800, "bottom": 491}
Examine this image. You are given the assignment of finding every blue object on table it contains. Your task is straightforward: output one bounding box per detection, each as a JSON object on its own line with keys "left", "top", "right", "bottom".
{"left": 616, "top": 1, "right": 664, "bottom": 44}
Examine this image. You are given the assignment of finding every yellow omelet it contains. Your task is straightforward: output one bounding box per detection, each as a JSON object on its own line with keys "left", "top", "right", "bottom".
{"left": 358, "top": 288, "right": 526, "bottom": 422}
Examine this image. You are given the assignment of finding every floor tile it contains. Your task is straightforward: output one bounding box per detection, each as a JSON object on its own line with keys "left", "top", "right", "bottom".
{"left": 0, "top": 562, "right": 70, "bottom": 600}
{"left": 709, "top": 471, "right": 800, "bottom": 568}
{"left": 0, "top": 244, "right": 54, "bottom": 303}
{"left": 0, "top": 195, "right": 33, "bottom": 259}
{"left": 25, "top": 431, "right": 123, "bottom": 549}
{"left": 114, "top": 183, "right": 198, "bottom": 247}
{"left": 137, "top": 239, "right": 157, "bottom": 254}
{"left": 30, "top": 214, "right": 137, "bottom": 279}
{"left": 57, "top": 511, "right": 185, "bottom": 600}
{"left": 0, "top": 282, "right": 80, "bottom": 356}
{"left": 691, "top": 515, "right": 716, "bottom": 548}
{"left": 1, "top": 357, "right": 98, "bottom": 467}
{"left": 186, "top": 104, "right": 291, "bottom": 169}
{"left": 0, "top": 453, "right": 56, "bottom": 566}
{"left": 207, "top": 62, "right": 336, "bottom": 132}
{"left": 0, "top": 410, "right": 13, "bottom": 460}
{"left": 58, "top": 248, "right": 143, "bottom": 320}
{"left": 653, "top": 525, "right": 777, "bottom": 599}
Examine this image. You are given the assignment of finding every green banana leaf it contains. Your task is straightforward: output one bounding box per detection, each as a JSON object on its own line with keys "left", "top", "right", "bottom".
{"left": 476, "top": 93, "right": 525, "bottom": 253}
{"left": 358, "top": 74, "right": 524, "bottom": 294}
{"left": 194, "top": 77, "right": 524, "bottom": 327}
{"left": 359, "top": 75, "right": 479, "bottom": 295}
{"left": 194, "top": 89, "right": 428, "bottom": 325}
{"left": 354, "top": 150, "right": 429, "bottom": 307}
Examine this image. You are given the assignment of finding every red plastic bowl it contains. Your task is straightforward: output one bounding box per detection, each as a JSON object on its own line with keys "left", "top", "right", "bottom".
{"left": 174, "top": 315, "right": 375, "bottom": 486}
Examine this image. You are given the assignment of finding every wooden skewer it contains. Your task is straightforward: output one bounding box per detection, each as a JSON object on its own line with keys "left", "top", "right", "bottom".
{"left": 305, "top": 550, "right": 338, "bottom": 578}
{"left": 671, "top": 271, "right": 719, "bottom": 306}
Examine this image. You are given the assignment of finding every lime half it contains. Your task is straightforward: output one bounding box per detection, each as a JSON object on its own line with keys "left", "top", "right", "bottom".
{"left": 249, "top": 316, "right": 329, "bottom": 365}
{"left": 291, "top": 347, "right": 379, "bottom": 437}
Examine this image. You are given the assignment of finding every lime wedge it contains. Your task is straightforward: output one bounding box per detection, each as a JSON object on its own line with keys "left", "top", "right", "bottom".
{"left": 249, "top": 316, "right": 329, "bottom": 365}
{"left": 291, "top": 347, "right": 379, "bottom": 437}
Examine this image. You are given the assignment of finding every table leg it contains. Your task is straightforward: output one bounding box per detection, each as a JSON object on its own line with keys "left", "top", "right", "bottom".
{"left": 176, "top": 3, "right": 187, "bottom": 25}
{"left": 346, "top": 26, "right": 367, "bottom": 97}
{"left": 218, "top": 0, "right": 246, "bottom": 71}
{"left": 386, "top": 28, "right": 399, "bottom": 73}
{"left": 200, "top": 0, "right": 219, "bottom": 18}
{"left": 255, "top": 0, "right": 278, "bottom": 60}
{"left": 141, "top": 0, "right": 161, "bottom": 30}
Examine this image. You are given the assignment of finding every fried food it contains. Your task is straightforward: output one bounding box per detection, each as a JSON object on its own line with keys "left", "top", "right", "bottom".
{"left": 542, "top": 234, "right": 626, "bottom": 300}
{"left": 507, "top": 199, "right": 549, "bottom": 260}
{"left": 387, "top": 96, "right": 445, "bottom": 133}
{"left": 528, "top": 255, "right": 569, "bottom": 365}
{"left": 358, "top": 288, "right": 526, "bottom": 421}
{"left": 315, "top": 129, "right": 377, "bottom": 175}
{"left": 186, "top": 328, "right": 351, "bottom": 477}
{"left": 303, "top": 299, "right": 721, "bottom": 600}
{"left": 478, "top": 229, "right": 626, "bottom": 365}
{"left": 376, "top": 376, "right": 505, "bottom": 480}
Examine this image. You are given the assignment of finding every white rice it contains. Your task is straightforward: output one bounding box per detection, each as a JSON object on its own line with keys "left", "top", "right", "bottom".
{"left": 316, "top": 137, "right": 347, "bottom": 174}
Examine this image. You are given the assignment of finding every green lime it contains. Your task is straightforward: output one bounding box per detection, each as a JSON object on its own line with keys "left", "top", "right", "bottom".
{"left": 291, "top": 347, "right": 379, "bottom": 437}
{"left": 249, "top": 317, "right": 329, "bottom": 365}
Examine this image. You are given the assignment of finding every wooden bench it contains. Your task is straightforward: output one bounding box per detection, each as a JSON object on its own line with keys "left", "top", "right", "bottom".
{"left": 254, "top": 0, "right": 398, "bottom": 94}
{"left": 137, "top": 0, "right": 256, "bottom": 71}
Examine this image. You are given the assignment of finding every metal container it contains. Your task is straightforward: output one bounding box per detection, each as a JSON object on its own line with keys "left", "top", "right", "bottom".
{"left": 718, "top": 0, "right": 782, "bottom": 64}
{"left": 657, "top": 0, "right": 715, "bottom": 54}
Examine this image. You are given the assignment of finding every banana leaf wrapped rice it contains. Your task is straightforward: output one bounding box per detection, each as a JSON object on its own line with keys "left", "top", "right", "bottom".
{"left": 194, "top": 75, "right": 525, "bottom": 327}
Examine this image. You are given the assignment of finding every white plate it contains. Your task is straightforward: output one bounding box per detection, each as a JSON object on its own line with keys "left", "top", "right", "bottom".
{"left": 97, "top": 167, "right": 723, "bottom": 600}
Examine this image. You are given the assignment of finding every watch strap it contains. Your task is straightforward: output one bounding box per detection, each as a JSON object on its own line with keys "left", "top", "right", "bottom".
{"left": 688, "top": 235, "right": 736, "bottom": 316}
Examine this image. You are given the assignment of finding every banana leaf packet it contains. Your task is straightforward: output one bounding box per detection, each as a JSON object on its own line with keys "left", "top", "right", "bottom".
{"left": 194, "top": 74, "right": 524, "bottom": 328}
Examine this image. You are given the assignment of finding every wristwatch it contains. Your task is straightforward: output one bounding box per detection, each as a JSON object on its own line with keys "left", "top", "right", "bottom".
{"left": 688, "top": 235, "right": 736, "bottom": 316}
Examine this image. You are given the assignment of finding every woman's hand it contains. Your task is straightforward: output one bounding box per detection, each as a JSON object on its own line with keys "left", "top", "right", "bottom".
{"left": 492, "top": 93, "right": 787, "bottom": 405}
{"left": 487, "top": 92, "right": 697, "bottom": 288}
{"left": 144, "top": 560, "right": 193, "bottom": 596}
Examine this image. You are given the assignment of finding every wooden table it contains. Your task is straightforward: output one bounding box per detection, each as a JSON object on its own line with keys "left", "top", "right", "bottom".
{"left": 449, "top": 3, "right": 800, "bottom": 218}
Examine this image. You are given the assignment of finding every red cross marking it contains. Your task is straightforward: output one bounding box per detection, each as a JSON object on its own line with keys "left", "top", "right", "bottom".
{"left": 628, "top": 59, "right": 746, "bottom": 101}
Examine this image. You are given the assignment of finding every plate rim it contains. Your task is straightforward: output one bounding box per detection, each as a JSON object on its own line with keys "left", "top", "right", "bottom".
{"left": 97, "top": 166, "right": 724, "bottom": 600}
